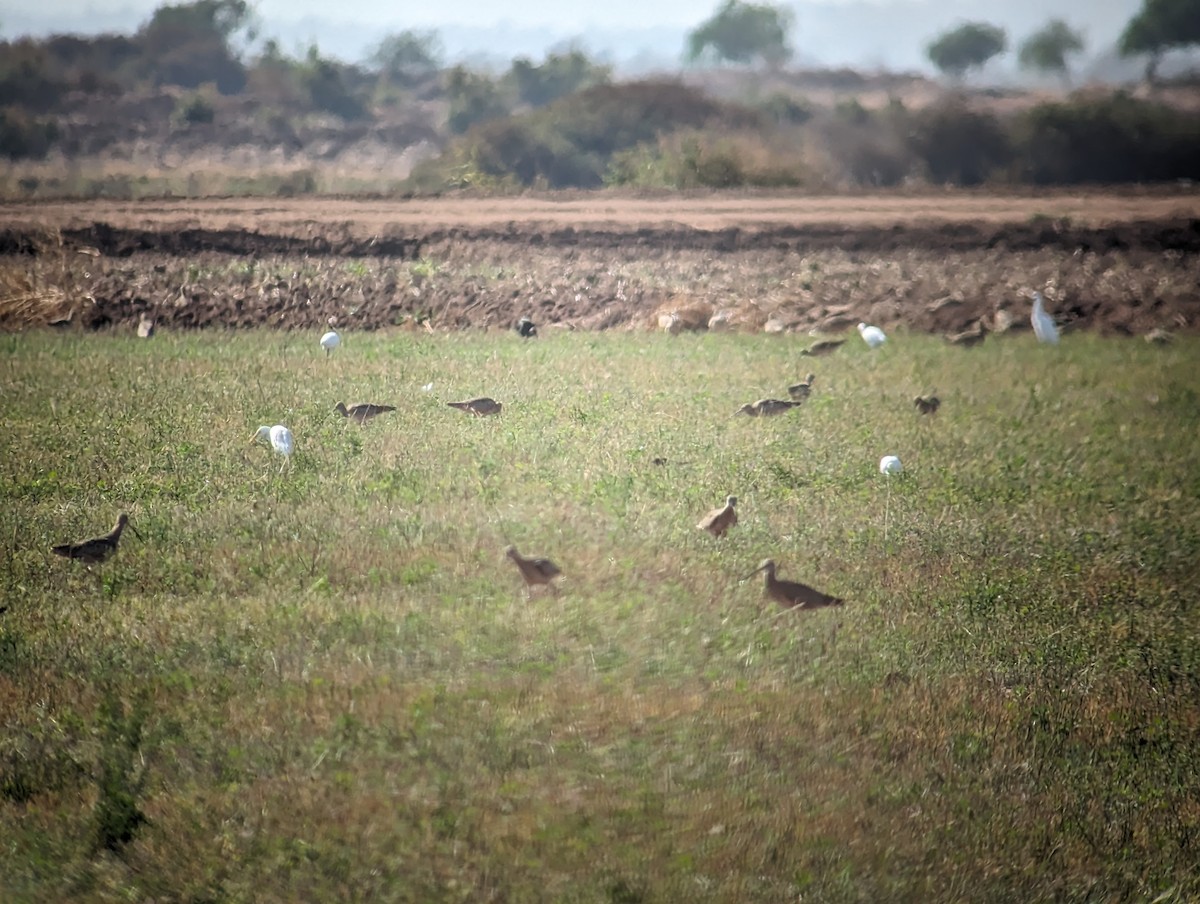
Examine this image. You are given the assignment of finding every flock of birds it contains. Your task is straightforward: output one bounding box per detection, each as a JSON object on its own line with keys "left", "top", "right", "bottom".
{"left": 52, "top": 291, "right": 1067, "bottom": 610}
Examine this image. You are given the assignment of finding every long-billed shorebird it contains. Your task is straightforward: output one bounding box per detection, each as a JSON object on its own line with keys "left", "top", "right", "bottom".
{"left": 448, "top": 397, "right": 502, "bottom": 417}
{"left": 52, "top": 513, "right": 141, "bottom": 565}
{"left": 1030, "top": 291, "right": 1060, "bottom": 345}
{"left": 697, "top": 495, "right": 738, "bottom": 538}
{"left": 743, "top": 559, "right": 845, "bottom": 611}
{"left": 505, "top": 545, "right": 562, "bottom": 595}
{"left": 801, "top": 339, "right": 845, "bottom": 357}
{"left": 735, "top": 398, "right": 801, "bottom": 417}
{"left": 787, "top": 373, "right": 816, "bottom": 401}
{"left": 857, "top": 322, "right": 887, "bottom": 349}
{"left": 251, "top": 424, "right": 295, "bottom": 472}
{"left": 945, "top": 324, "right": 986, "bottom": 347}
{"left": 335, "top": 402, "right": 396, "bottom": 423}
{"left": 914, "top": 395, "right": 941, "bottom": 415}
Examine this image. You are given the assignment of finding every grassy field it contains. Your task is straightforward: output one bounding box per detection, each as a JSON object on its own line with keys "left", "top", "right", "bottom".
{"left": 1, "top": 327, "right": 1198, "bottom": 902}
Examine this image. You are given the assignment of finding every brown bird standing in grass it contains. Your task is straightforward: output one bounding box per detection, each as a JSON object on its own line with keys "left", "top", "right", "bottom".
{"left": 736, "top": 398, "right": 802, "bottom": 417}
{"left": 787, "top": 373, "right": 816, "bottom": 401}
{"left": 505, "top": 545, "right": 562, "bottom": 595}
{"left": 335, "top": 401, "right": 397, "bottom": 423}
{"left": 743, "top": 559, "right": 844, "bottom": 611}
{"left": 697, "top": 495, "right": 738, "bottom": 538}
{"left": 801, "top": 339, "right": 845, "bottom": 357}
{"left": 52, "top": 513, "right": 141, "bottom": 565}
{"left": 448, "top": 397, "right": 503, "bottom": 417}
{"left": 914, "top": 395, "right": 941, "bottom": 415}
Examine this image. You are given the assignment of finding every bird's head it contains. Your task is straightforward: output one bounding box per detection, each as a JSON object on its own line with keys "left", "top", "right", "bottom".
{"left": 251, "top": 425, "right": 271, "bottom": 443}
{"left": 742, "top": 559, "right": 775, "bottom": 581}
{"left": 726, "top": 495, "right": 738, "bottom": 507}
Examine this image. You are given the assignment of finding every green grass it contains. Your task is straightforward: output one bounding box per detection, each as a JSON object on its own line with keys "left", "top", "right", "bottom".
{"left": 2, "top": 328, "right": 1199, "bottom": 902}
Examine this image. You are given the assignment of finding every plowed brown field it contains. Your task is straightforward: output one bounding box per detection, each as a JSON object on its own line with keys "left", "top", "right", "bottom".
{"left": 2, "top": 192, "right": 1198, "bottom": 336}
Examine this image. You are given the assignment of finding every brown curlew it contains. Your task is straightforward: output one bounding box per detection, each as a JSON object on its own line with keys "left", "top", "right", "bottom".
{"left": 800, "top": 339, "right": 845, "bottom": 357}
{"left": 335, "top": 402, "right": 397, "bottom": 423}
{"left": 697, "top": 495, "right": 738, "bottom": 538}
{"left": 448, "top": 397, "right": 503, "bottom": 417}
{"left": 735, "top": 398, "right": 802, "bottom": 417}
{"left": 787, "top": 373, "right": 816, "bottom": 401}
{"left": 914, "top": 395, "right": 941, "bottom": 415}
{"left": 505, "top": 545, "right": 562, "bottom": 594}
{"left": 743, "top": 559, "right": 844, "bottom": 611}
{"left": 52, "top": 513, "right": 141, "bottom": 565}
{"left": 945, "top": 325, "right": 986, "bottom": 347}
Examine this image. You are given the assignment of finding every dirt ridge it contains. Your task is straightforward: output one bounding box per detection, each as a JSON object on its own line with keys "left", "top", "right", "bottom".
{"left": 3, "top": 217, "right": 1200, "bottom": 258}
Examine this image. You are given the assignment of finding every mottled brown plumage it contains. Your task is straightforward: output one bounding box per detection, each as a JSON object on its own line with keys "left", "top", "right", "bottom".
{"left": 735, "top": 398, "right": 802, "bottom": 417}
{"left": 744, "top": 559, "right": 844, "bottom": 611}
{"left": 52, "top": 513, "right": 140, "bottom": 565}
{"left": 697, "top": 495, "right": 738, "bottom": 538}
{"left": 787, "top": 373, "right": 816, "bottom": 401}
{"left": 505, "top": 545, "right": 562, "bottom": 592}
{"left": 448, "top": 397, "right": 503, "bottom": 417}
{"left": 800, "top": 339, "right": 845, "bottom": 357}
{"left": 914, "top": 395, "right": 941, "bottom": 415}
{"left": 945, "top": 326, "right": 986, "bottom": 347}
{"left": 335, "top": 401, "right": 397, "bottom": 423}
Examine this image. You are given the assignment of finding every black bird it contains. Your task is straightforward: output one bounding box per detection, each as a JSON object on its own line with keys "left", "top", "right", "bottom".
{"left": 515, "top": 316, "right": 538, "bottom": 338}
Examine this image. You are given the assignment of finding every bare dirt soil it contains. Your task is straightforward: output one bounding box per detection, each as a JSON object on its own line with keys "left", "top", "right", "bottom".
{"left": 2, "top": 192, "right": 1198, "bottom": 337}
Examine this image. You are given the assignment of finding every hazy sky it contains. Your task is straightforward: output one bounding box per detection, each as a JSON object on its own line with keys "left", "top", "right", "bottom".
{"left": 15, "top": 0, "right": 758, "bottom": 27}
{"left": 3, "top": 0, "right": 1149, "bottom": 72}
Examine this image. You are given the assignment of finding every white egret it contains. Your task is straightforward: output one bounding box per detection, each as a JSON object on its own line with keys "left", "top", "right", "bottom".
{"left": 1030, "top": 291, "right": 1059, "bottom": 345}
{"left": 251, "top": 424, "right": 295, "bottom": 473}
{"left": 857, "top": 322, "right": 887, "bottom": 349}
{"left": 320, "top": 330, "right": 341, "bottom": 356}
{"left": 879, "top": 455, "right": 902, "bottom": 542}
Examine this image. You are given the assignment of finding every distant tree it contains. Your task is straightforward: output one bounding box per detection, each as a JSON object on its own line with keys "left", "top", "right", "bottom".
{"left": 445, "top": 66, "right": 509, "bottom": 134}
{"left": 135, "top": 0, "right": 255, "bottom": 92}
{"left": 1119, "top": 0, "right": 1200, "bottom": 83}
{"left": 507, "top": 47, "right": 610, "bottom": 107}
{"left": 926, "top": 22, "right": 1007, "bottom": 80}
{"left": 140, "top": 0, "right": 254, "bottom": 47}
{"left": 299, "top": 44, "right": 369, "bottom": 120}
{"left": 369, "top": 30, "right": 442, "bottom": 87}
{"left": 685, "top": 0, "right": 794, "bottom": 68}
{"left": 1019, "top": 20, "right": 1085, "bottom": 85}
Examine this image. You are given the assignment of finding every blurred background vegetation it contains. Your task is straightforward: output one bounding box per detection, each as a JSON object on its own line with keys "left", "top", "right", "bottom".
{"left": 1, "top": 0, "right": 1198, "bottom": 196}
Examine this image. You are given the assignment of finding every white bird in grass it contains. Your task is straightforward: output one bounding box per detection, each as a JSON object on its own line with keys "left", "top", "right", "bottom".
{"left": 251, "top": 424, "right": 295, "bottom": 472}
{"left": 320, "top": 330, "right": 341, "bottom": 356}
{"left": 879, "top": 455, "right": 902, "bottom": 475}
{"left": 1030, "top": 291, "right": 1059, "bottom": 345}
{"left": 857, "top": 322, "right": 887, "bottom": 349}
